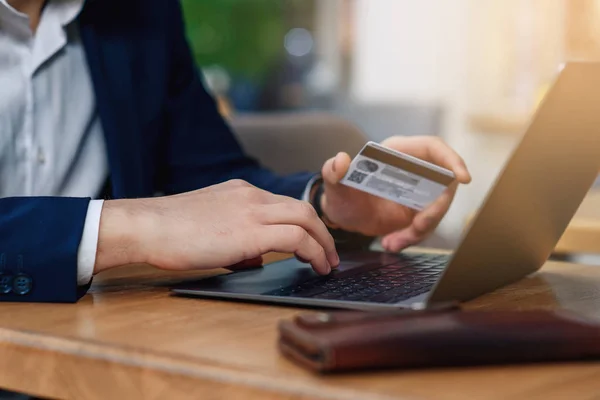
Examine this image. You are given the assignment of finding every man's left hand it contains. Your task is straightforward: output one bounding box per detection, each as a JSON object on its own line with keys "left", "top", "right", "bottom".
{"left": 319, "top": 136, "right": 471, "bottom": 252}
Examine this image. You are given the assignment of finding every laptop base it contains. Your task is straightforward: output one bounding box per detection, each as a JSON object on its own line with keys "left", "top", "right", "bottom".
{"left": 171, "top": 251, "right": 445, "bottom": 311}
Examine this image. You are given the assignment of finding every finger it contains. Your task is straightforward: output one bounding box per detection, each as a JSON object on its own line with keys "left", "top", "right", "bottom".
{"left": 381, "top": 230, "right": 412, "bottom": 252}
{"left": 263, "top": 225, "right": 331, "bottom": 275}
{"left": 295, "top": 255, "right": 310, "bottom": 263}
{"left": 381, "top": 137, "right": 471, "bottom": 183}
{"left": 226, "top": 256, "right": 264, "bottom": 271}
{"left": 381, "top": 184, "right": 456, "bottom": 252}
{"left": 382, "top": 201, "right": 452, "bottom": 252}
{"left": 382, "top": 221, "right": 433, "bottom": 253}
{"left": 255, "top": 202, "right": 339, "bottom": 267}
{"left": 322, "top": 152, "right": 352, "bottom": 185}
{"left": 424, "top": 140, "right": 471, "bottom": 184}
{"left": 413, "top": 182, "right": 457, "bottom": 232}
{"left": 295, "top": 254, "right": 338, "bottom": 270}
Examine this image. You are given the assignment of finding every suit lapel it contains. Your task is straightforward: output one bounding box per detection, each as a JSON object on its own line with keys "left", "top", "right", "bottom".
{"left": 78, "top": 4, "right": 145, "bottom": 198}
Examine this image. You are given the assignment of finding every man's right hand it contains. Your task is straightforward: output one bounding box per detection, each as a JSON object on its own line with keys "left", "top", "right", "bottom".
{"left": 93, "top": 180, "right": 340, "bottom": 276}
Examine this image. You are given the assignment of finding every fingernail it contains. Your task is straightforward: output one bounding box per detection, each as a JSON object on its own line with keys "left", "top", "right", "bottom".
{"left": 326, "top": 262, "right": 332, "bottom": 274}
{"left": 390, "top": 240, "right": 408, "bottom": 252}
{"left": 332, "top": 252, "right": 340, "bottom": 267}
{"left": 332, "top": 157, "right": 337, "bottom": 173}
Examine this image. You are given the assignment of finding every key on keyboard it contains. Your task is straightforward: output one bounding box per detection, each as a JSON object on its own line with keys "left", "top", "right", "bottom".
{"left": 263, "top": 253, "right": 448, "bottom": 304}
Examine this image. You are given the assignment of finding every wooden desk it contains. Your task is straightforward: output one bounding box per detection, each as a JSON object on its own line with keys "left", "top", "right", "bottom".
{"left": 2, "top": 253, "right": 600, "bottom": 400}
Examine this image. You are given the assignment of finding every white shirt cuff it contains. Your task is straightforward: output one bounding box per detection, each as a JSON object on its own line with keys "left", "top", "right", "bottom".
{"left": 302, "top": 174, "right": 322, "bottom": 202}
{"left": 77, "top": 199, "right": 104, "bottom": 285}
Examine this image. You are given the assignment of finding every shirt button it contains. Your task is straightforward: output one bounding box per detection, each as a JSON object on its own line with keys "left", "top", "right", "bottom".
{"left": 0, "top": 273, "right": 13, "bottom": 294}
{"left": 12, "top": 273, "right": 33, "bottom": 295}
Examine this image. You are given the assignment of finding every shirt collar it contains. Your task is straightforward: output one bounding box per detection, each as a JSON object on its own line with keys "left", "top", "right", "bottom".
{"left": 51, "top": 0, "right": 86, "bottom": 27}
{"left": 0, "top": 0, "right": 28, "bottom": 17}
{"left": 0, "top": 0, "right": 30, "bottom": 38}
{"left": 0, "top": 0, "right": 85, "bottom": 31}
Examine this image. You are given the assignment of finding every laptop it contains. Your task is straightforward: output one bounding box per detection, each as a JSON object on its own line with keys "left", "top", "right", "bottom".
{"left": 172, "top": 62, "right": 600, "bottom": 310}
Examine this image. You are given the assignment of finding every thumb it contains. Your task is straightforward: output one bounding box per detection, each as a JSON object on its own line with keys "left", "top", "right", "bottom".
{"left": 322, "top": 152, "right": 352, "bottom": 185}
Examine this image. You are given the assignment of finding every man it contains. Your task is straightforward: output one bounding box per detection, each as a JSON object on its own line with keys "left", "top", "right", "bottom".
{"left": 0, "top": 0, "right": 471, "bottom": 303}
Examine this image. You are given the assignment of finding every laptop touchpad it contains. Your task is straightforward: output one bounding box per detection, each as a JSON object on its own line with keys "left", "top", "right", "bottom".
{"left": 175, "top": 258, "right": 364, "bottom": 295}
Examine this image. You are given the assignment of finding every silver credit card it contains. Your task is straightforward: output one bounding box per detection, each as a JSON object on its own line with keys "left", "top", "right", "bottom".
{"left": 340, "top": 141, "right": 455, "bottom": 211}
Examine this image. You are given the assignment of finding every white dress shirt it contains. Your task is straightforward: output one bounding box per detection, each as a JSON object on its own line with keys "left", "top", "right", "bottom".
{"left": 0, "top": 0, "right": 106, "bottom": 285}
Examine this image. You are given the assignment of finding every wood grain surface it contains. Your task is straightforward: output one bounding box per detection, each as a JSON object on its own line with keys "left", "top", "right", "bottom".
{"left": 1, "top": 252, "right": 600, "bottom": 400}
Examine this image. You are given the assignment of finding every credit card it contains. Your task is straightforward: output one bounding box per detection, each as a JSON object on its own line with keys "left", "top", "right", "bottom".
{"left": 340, "top": 141, "right": 455, "bottom": 211}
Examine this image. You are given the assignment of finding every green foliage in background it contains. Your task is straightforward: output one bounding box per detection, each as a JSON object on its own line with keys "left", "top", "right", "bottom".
{"left": 180, "top": 0, "right": 286, "bottom": 82}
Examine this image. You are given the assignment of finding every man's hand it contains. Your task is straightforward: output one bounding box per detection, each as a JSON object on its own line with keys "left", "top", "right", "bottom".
{"left": 94, "top": 180, "right": 339, "bottom": 275}
{"left": 320, "top": 136, "right": 471, "bottom": 252}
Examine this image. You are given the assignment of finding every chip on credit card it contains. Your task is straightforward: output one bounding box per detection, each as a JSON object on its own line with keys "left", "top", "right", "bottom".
{"left": 340, "top": 141, "right": 455, "bottom": 211}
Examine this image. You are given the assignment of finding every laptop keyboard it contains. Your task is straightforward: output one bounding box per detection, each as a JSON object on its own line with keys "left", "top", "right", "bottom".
{"left": 263, "top": 253, "right": 449, "bottom": 304}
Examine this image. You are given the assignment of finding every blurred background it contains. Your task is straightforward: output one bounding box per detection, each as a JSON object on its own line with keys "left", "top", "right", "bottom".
{"left": 180, "top": 0, "right": 600, "bottom": 249}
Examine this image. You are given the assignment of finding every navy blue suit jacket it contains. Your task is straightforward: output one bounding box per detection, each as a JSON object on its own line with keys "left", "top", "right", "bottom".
{"left": 0, "top": 0, "right": 313, "bottom": 302}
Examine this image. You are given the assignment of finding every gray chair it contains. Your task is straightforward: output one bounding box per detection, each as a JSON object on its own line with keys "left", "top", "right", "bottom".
{"left": 229, "top": 112, "right": 368, "bottom": 175}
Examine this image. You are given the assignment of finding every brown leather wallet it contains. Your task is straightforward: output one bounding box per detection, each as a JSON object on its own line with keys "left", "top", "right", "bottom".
{"left": 278, "top": 305, "right": 600, "bottom": 372}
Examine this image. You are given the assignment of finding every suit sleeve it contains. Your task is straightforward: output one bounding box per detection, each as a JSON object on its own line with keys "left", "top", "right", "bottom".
{"left": 157, "top": 0, "right": 315, "bottom": 199}
{"left": 0, "top": 197, "right": 92, "bottom": 303}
